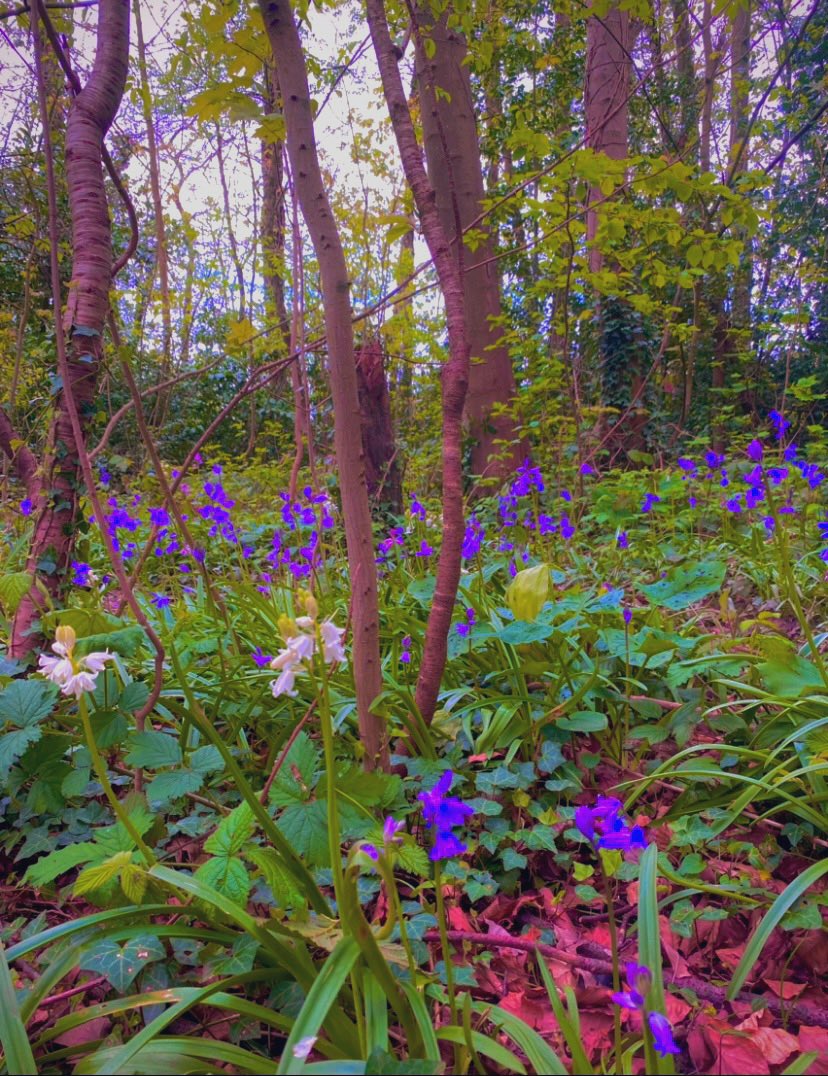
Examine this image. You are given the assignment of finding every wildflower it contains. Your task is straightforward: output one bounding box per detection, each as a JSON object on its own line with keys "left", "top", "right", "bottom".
{"left": 617, "top": 531, "right": 629, "bottom": 550}
{"left": 769, "top": 409, "right": 790, "bottom": 439}
{"left": 560, "top": 488, "right": 572, "bottom": 502}
{"left": 363, "top": 817, "right": 406, "bottom": 861}
{"left": 414, "top": 539, "right": 433, "bottom": 557}
{"left": 251, "top": 647, "right": 273, "bottom": 668}
{"left": 20, "top": 498, "right": 33, "bottom": 516}
{"left": 71, "top": 561, "right": 91, "bottom": 587}
{"left": 648, "top": 1012, "right": 680, "bottom": 1057}
{"left": 418, "top": 770, "right": 474, "bottom": 861}
{"left": 575, "top": 796, "right": 647, "bottom": 854}
{"left": 746, "top": 439, "right": 764, "bottom": 463}
{"left": 623, "top": 607, "right": 632, "bottom": 625}
{"left": 612, "top": 962, "right": 652, "bottom": 1010}
{"left": 641, "top": 493, "right": 660, "bottom": 514}
{"left": 269, "top": 604, "right": 347, "bottom": 697}
{"left": 580, "top": 463, "right": 594, "bottom": 475}
{"left": 704, "top": 450, "right": 725, "bottom": 471}
{"left": 400, "top": 635, "right": 412, "bottom": 664}
{"left": 149, "top": 506, "right": 170, "bottom": 528}
{"left": 456, "top": 608, "right": 476, "bottom": 638}
{"left": 512, "top": 460, "right": 545, "bottom": 496}
{"left": 688, "top": 495, "right": 697, "bottom": 508}
{"left": 320, "top": 620, "right": 346, "bottom": 664}
{"left": 462, "top": 516, "right": 485, "bottom": 559}
{"left": 38, "top": 625, "right": 113, "bottom": 699}
{"left": 151, "top": 593, "right": 172, "bottom": 609}
{"left": 410, "top": 493, "right": 426, "bottom": 521}
{"left": 560, "top": 514, "right": 575, "bottom": 540}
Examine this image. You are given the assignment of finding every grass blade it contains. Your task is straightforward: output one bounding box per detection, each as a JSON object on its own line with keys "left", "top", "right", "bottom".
{"left": 0, "top": 941, "right": 36, "bottom": 1075}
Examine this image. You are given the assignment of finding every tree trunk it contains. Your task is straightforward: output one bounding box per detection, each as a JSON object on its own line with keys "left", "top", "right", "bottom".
{"left": 355, "top": 337, "right": 401, "bottom": 513}
{"left": 11, "top": 0, "right": 130, "bottom": 659}
{"left": 366, "top": 0, "right": 470, "bottom": 725}
{"left": 258, "top": 0, "right": 388, "bottom": 771}
{"left": 585, "top": 3, "right": 631, "bottom": 275}
{"left": 412, "top": 2, "right": 524, "bottom": 481}
{"left": 133, "top": 0, "right": 173, "bottom": 429}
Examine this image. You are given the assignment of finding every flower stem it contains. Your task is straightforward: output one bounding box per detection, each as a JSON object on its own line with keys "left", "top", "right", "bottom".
{"left": 78, "top": 695, "right": 156, "bottom": 866}
{"left": 433, "top": 861, "right": 458, "bottom": 1022}
{"left": 601, "top": 871, "right": 624, "bottom": 1076}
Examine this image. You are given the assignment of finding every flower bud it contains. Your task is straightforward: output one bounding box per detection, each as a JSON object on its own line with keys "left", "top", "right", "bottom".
{"left": 505, "top": 563, "right": 549, "bottom": 622}
{"left": 55, "top": 624, "right": 77, "bottom": 655}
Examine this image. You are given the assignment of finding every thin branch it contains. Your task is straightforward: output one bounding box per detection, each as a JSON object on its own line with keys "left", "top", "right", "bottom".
{"left": 0, "top": 0, "right": 96, "bottom": 19}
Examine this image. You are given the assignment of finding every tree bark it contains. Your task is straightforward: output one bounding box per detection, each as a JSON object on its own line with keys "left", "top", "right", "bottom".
{"left": 355, "top": 337, "right": 401, "bottom": 513}
{"left": 11, "top": 0, "right": 130, "bottom": 659}
{"left": 258, "top": 0, "right": 388, "bottom": 771}
{"left": 412, "top": 2, "right": 524, "bottom": 481}
{"left": 366, "top": 0, "right": 470, "bottom": 725}
{"left": 585, "top": 3, "right": 632, "bottom": 275}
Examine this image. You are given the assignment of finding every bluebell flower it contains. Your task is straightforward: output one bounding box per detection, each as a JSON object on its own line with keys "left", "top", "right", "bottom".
{"left": 648, "top": 1012, "right": 680, "bottom": 1056}
{"left": 99, "top": 468, "right": 111, "bottom": 486}
{"left": 575, "top": 797, "right": 647, "bottom": 854}
{"left": 511, "top": 460, "right": 545, "bottom": 496}
{"left": 617, "top": 531, "right": 628, "bottom": 550}
{"left": 71, "top": 561, "right": 91, "bottom": 586}
{"left": 560, "top": 488, "right": 572, "bottom": 502}
{"left": 623, "top": 607, "right": 632, "bottom": 625}
{"left": 149, "top": 506, "right": 170, "bottom": 527}
{"left": 400, "top": 636, "right": 412, "bottom": 664}
{"left": 677, "top": 457, "right": 696, "bottom": 477}
{"left": 580, "top": 463, "right": 594, "bottom": 475}
{"left": 769, "top": 409, "right": 790, "bottom": 439}
{"left": 462, "top": 516, "right": 485, "bottom": 559}
{"left": 151, "top": 592, "right": 172, "bottom": 609}
{"left": 20, "top": 497, "right": 33, "bottom": 516}
{"left": 612, "top": 962, "right": 651, "bottom": 1010}
{"left": 641, "top": 493, "right": 660, "bottom": 513}
{"left": 251, "top": 647, "right": 273, "bottom": 667}
{"left": 746, "top": 439, "right": 764, "bottom": 463}
{"left": 704, "top": 450, "right": 725, "bottom": 470}
{"left": 414, "top": 539, "right": 433, "bottom": 557}
{"left": 560, "top": 515, "right": 575, "bottom": 540}
{"left": 538, "top": 514, "right": 557, "bottom": 535}
{"left": 418, "top": 771, "right": 474, "bottom": 861}
{"left": 688, "top": 496, "right": 697, "bottom": 508}
{"left": 410, "top": 494, "right": 426, "bottom": 521}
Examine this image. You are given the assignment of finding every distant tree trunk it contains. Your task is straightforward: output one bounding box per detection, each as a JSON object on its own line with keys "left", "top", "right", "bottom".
{"left": 671, "top": 0, "right": 698, "bottom": 156}
{"left": 133, "top": 0, "right": 173, "bottom": 428}
{"left": 585, "top": 3, "right": 631, "bottom": 275}
{"left": 258, "top": 0, "right": 388, "bottom": 771}
{"left": 355, "top": 337, "right": 401, "bottom": 513}
{"left": 412, "top": 2, "right": 524, "bottom": 481}
{"left": 11, "top": 0, "right": 130, "bottom": 659}
{"left": 367, "top": 0, "right": 470, "bottom": 725}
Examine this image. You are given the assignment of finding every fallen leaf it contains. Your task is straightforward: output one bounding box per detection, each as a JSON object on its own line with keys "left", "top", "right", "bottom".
{"left": 763, "top": 978, "right": 808, "bottom": 999}
{"left": 799, "top": 1025, "right": 828, "bottom": 1075}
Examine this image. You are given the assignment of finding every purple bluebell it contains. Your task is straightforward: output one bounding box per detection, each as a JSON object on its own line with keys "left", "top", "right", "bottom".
{"left": 151, "top": 592, "right": 172, "bottom": 609}
{"left": 623, "top": 607, "right": 632, "bottom": 625}
{"left": 511, "top": 460, "right": 545, "bottom": 496}
{"left": 648, "top": 1012, "right": 680, "bottom": 1056}
{"left": 20, "top": 498, "right": 33, "bottom": 516}
{"left": 617, "top": 531, "right": 629, "bottom": 550}
{"left": 418, "top": 770, "right": 474, "bottom": 861}
{"left": 414, "top": 539, "right": 433, "bottom": 558}
{"left": 462, "top": 516, "right": 485, "bottom": 559}
{"left": 641, "top": 493, "right": 660, "bottom": 513}
{"left": 611, "top": 963, "right": 651, "bottom": 1010}
{"left": 71, "top": 561, "right": 91, "bottom": 586}
{"left": 560, "top": 515, "right": 575, "bottom": 540}
{"left": 746, "top": 439, "right": 764, "bottom": 463}
{"left": 251, "top": 647, "right": 273, "bottom": 667}
{"left": 400, "top": 636, "right": 412, "bottom": 664}
{"left": 410, "top": 494, "right": 426, "bottom": 521}
{"left": 575, "top": 796, "right": 647, "bottom": 854}
{"left": 769, "top": 409, "right": 790, "bottom": 439}
{"left": 560, "top": 488, "right": 572, "bottom": 502}
{"left": 580, "top": 463, "right": 594, "bottom": 475}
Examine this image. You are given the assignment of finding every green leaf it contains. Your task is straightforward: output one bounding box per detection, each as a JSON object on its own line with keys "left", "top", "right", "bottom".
{"left": 0, "top": 940, "right": 36, "bottom": 1075}
{"left": 0, "top": 572, "right": 33, "bottom": 617}
{"left": 365, "top": 1051, "right": 438, "bottom": 1074}
{"left": 268, "top": 732, "right": 320, "bottom": 807}
{"left": 147, "top": 768, "right": 204, "bottom": 805}
{"left": 125, "top": 731, "right": 182, "bottom": 769}
{"left": 498, "top": 621, "right": 554, "bottom": 645}
{"left": 189, "top": 745, "right": 223, "bottom": 774}
{"left": 246, "top": 846, "right": 301, "bottom": 907}
{"left": 0, "top": 680, "right": 58, "bottom": 727}
{"left": 475, "top": 1001, "right": 568, "bottom": 1075}
{"left": 74, "top": 850, "right": 133, "bottom": 896}
{"left": 205, "top": 802, "right": 256, "bottom": 857}
{"left": 758, "top": 655, "right": 826, "bottom": 697}
{"left": 0, "top": 727, "right": 43, "bottom": 778}
{"left": 277, "top": 936, "right": 361, "bottom": 1074}
{"left": 556, "top": 710, "right": 608, "bottom": 733}
{"left": 406, "top": 575, "right": 436, "bottom": 606}
{"left": 277, "top": 800, "right": 331, "bottom": 865}
{"left": 195, "top": 855, "right": 251, "bottom": 906}
{"left": 79, "top": 933, "right": 165, "bottom": 992}
{"left": 639, "top": 560, "right": 726, "bottom": 611}
{"left": 75, "top": 625, "right": 147, "bottom": 657}
{"left": 24, "top": 842, "right": 97, "bottom": 887}
{"left": 727, "top": 858, "right": 828, "bottom": 999}
{"left": 118, "top": 681, "right": 150, "bottom": 713}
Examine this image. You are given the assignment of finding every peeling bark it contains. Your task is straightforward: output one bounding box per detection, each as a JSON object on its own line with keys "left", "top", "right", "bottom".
{"left": 11, "top": 0, "right": 130, "bottom": 659}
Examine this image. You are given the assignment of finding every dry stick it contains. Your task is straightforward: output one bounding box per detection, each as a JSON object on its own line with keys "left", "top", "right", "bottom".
{"left": 260, "top": 700, "right": 317, "bottom": 804}
{"left": 38, "top": 976, "right": 107, "bottom": 1009}
{"left": 33, "top": 0, "right": 164, "bottom": 732}
{"left": 424, "top": 929, "right": 828, "bottom": 1031}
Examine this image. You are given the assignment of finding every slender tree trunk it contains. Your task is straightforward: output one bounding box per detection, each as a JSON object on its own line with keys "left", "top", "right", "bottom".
{"left": 412, "top": 2, "right": 524, "bottom": 481}
{"left": 11, "top": 0, "right": 130, "bottom": 659}
{"left": 133, "top": 0, "right": 173, "bottom": 428}
{"left": 258, "top": 0, "right": 388, "bottom": 771}
{"left": 355, "top": 337, "right": 401, "bottom": 512}
{"left": 366, "top": 0, "right": 470, "bottom": 725}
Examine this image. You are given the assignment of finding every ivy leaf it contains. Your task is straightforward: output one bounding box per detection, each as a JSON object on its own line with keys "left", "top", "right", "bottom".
{"left": 125, "top": 730, "right": 182, "bottom": 769}
{"left": 639, "top": 560, "right": 726, "bottom": 611}
{"left": 80, "top": 934, "right": 165, "bottom": 992}
{"left": 195, "top": 855, "right": 251, "bottom": 905}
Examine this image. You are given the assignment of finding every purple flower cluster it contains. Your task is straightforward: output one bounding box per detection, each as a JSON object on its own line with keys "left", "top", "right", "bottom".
{"left": 362, "top": 816, "right": 405, "bottom": 862}
{"left": 400, "top": 635, "right": 412, "bottom": 665}
{"left": 418, "top": 770, "right": 474, "bottom": 861}
{"left": 456, "top": 608, "right": 476, "bottom": 637}
{"left": 575, "top": 796, "right": 647, "bottom": 854}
